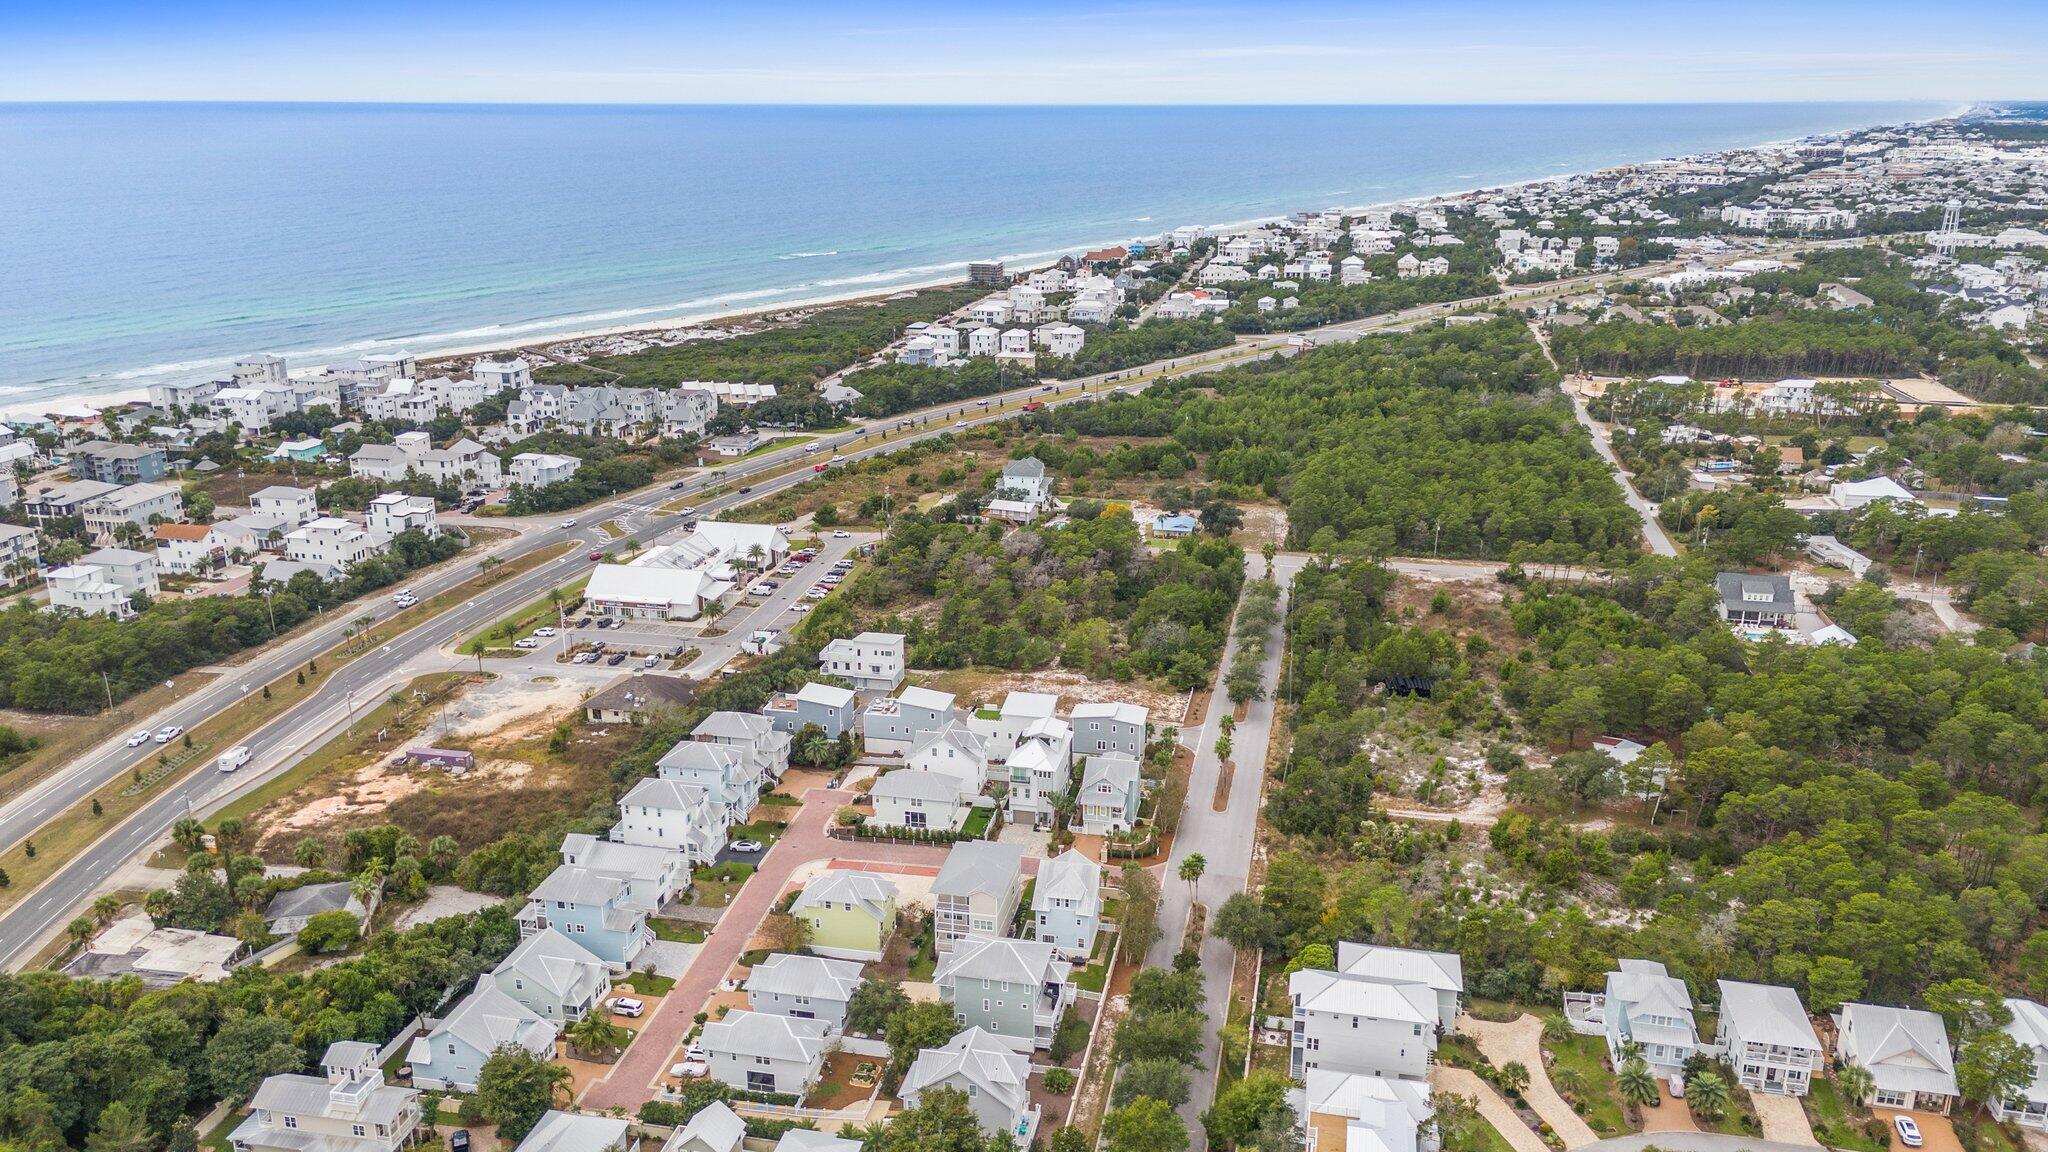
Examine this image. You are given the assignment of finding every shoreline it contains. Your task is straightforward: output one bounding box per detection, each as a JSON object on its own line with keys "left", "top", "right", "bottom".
{"left": 6, "top": 102, "right": 1970, "bottom": 421}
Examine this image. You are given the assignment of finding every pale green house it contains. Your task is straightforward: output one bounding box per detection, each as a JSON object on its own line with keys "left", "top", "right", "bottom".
{"left": 791, "top": 870, "right": 899, "bottom": 961}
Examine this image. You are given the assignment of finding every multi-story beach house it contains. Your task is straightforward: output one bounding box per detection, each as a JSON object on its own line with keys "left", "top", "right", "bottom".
{"left": 249, "top": 485, "right": 318, "bottom": 526}
{"left": 559, "top": 832, "right": 694, "bottom": 909}
{"left": 70, "top": 441, "right": 168, "bottom": 485}
{"left": 693, "top": 711, "right": 791, "bottom": 786}
{"left": 231, "top": 1042, "right": 421, "bottom": 1152}
{"left": 407, "top": 978, "right": 558, "bottom": 1093}
{"left": 934, "top": 936, "right": 1074, "bottom": 1050}
{"left": 1070, "top": 754, "right": 1142, "bottom": 835}
{"left": 1290, "top": 966, "right": 1439, "bottom": 1081}
{"left": 1597, "top": 959, "right": 1698, "bottom": 1075}
{"left": 1994, "top": 998, "right": 2048, "bottom": 1129}
{"left": 791, "top": 870, "right": 898, "bottom": 962}
{"left": 365, "top": 493, "right": 438, "bottom": 542}
{"left": 517, "top": 865, "right": 653, "bottom": 971}
{"left": 1834, "top": 1002, "right": 1957, "bottom": 1114}
{"left": 869, "top": 769, "right": 975, "bottom": 833}
{"left": 608, "top": 777, "right": 725, "bottom": 864}
{"left": 492, "top": 926, "right": 612, "bottom": 1023}
{"left": 656, "top": 739, "right": 759, "bottom": 823}
{"left": 903, "top": 1028, "right": 1037, "bottom": 1146}
{"left": 1031, "top": 849, "right": 1101, "bottom": 959}
{"left": 861, "top": 685, "right": 958, "bottom": 755}
{"left": 762, "top": 681, "right": 857, "bottom": 739}
{"left": 1070, "top": 702, "right": 1148, "bottom": 756}
{"left": 1004, "top": 717, "right": 1073, "bottom": 830}
{"left": 1716, "top": 980, "right": 1821, "bottom": 1096}
{"left": 700, "top": 1010, "right": 830, "bottom": 1096}
{"left": 746, "top": 953, "right": 865, "bottom": 1030}
{"left": 932, "top": 841, "right": 1025, "bottom": 952}
{"left": 818, "top": 631, "right": 906, "bottom": 692}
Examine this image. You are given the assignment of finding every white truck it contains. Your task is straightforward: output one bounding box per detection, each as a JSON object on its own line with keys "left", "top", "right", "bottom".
{"left": 216, "top": 745, "right": 252, "bottom": 773}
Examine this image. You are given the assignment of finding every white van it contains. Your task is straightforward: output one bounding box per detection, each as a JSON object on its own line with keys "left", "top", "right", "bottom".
{"left": 216, "top": 745, "right": 252, "bottom": 773}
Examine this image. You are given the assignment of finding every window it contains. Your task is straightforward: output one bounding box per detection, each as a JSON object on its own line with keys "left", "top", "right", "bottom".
{"left": 282, "top": 1118, "right": 298, "bottom": 1130}
{"left": 748, "top": 1071, "right": 776, "bottom": 1093}
{"left": 353, "top": 1125, "right": 366, "bottom": 1137}
{"left": 984, "top": 999, "right": 992, "bottom": 1011}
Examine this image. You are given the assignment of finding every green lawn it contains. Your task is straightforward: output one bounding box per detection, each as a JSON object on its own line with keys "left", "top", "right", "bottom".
{"left": 619, "top": 970, "right": 678, "bottom": 996}
{"left": 728, "top": 821, "right": 786, "bottom": 848}
{"left": 1541, "top": 1034, "right": 1631, "bottom": 1137}
{"left": 690, "top": 861, "right": 756, "bottom": 907}
{"left": 1804, "top": 1078, "right": 1886, "bottom": 1152}
{"left": 457, "top": 578, "right": 589, "bottom": 655}
{"left": 651, "top": 917, "right": 708, "bottom": 944}
{"left": 1958, "top": 1112, "right": 2027, "bottom": 1152}
{"left": 201, "top": 1108, "right": 247, "bottom": 1152}
{"left": 907, "top": 933, "right": 937, "bottom": 981}
{"left": 961, "top": 807, "right": 994, "bottom": 838}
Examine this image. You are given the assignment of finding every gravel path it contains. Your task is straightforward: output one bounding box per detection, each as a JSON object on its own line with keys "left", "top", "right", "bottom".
{"left": 1457, "top": 1014, "right": 1601, "bottom": 1149}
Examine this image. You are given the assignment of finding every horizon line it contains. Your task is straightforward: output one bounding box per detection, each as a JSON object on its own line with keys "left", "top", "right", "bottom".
{"left": 0, "top": 97, "right": 1990, "bottom": 110}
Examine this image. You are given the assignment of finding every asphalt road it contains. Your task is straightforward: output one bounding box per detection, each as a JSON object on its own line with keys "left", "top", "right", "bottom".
{"left": 1147, "top": 553, "right": 1298, "bottom": 1150}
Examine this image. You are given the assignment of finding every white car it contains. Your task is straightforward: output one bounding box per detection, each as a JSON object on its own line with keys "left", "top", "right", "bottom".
{"left": 514, "top": 637, "right": 540, "bottom": 650}
{"left": 391, "top": 588, "right": 416, "bottom": 604}
{"left": 559, "top": 519, "right": 577, "bottom": 528}
{"left": 608, "top": 996, "right": 646, "bottom": 1018}
{"left": 393, "top": 594, "right": 418, "bottom": 608}
{"left": 533, "top": 627, "right": 557, "bottom": 637}
{"left": 670, "top": 1059, "right": 708, "bottom": 1078}
{"left": 806, "top": 587, "right": 829, "bottom": 600}
{"left": 789, "top": 603, "right": 812, "bottom": 614}
{"left": 730, "top": 839, "right": 765, "bottom": 853}
{"left": 1895, "top": 1118, "right": 1922, "bottom": 1148}
{"left": 954, "top": 420, "right": 967, "bottom": 428}
{"left": 154, "top": 725, "right": 183, "bottom": 743}
{"left": 126, "top": 730, "right": 151, "bottom": 747}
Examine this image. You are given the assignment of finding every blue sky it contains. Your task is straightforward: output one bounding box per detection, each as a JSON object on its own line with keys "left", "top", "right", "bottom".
{"left": 1, "top": 0, "right": 2041, "bottom": 104}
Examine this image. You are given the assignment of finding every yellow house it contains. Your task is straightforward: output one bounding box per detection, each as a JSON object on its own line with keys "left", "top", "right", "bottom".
{"left": 791, "top": 870, "right": 899, "bottom": 961}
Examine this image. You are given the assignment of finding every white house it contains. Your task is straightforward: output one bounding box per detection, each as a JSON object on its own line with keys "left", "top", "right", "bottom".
{"left": 153, "top": 523, "right": 230, "bottom": 575}
{"left": 365, "top": 493, "right": 438, "bottom": 542}
{"left": 285, "top": 517, "right": 380, "bottom": 576}
{"left": 249, "top": 485, "right": 318, "bottom": 526}
{"left": 1336, "top": 944, "right": 1463, "bottom": 1032}
{"left": 1996, "top": 999, "right": 2048, "bottom": 1129}
{"left": 819, "top": 631, "right": 906, "bottom": 691}
{"left": 906, "top": 722, "right": 989, "bottom": 796}
{"left": 473, "top": 357, "right": 534, "bottom": 393}
{"left": 700, "top": 1010, "right": 830, "bottom": 1096}
{"left": 82, "top": 482, "right": 182, "bottom": 542}
{"left": 746, "top": 953, "right": 865, "bottom": 1031}
{"left": 609, "top": 778, "right": 726, "bottom": 864}
{"left": 1597, "top": 958, "right": 1697, "bottom": 1075}
{"left": 1301, "top": 1070, "right": 1435, "bottom": 1152}
{"left": 517, "top": 1112, "right": 634, "bottom": 1152}
{"left": 1031, "top": 848, "right": 1101, "bottom": 959}
{"left": 510, "top": 452, "right": 583, "bottom": 488}
{"left": 869, "top": 768, "right": 975, "bottom": 833}
{"left": 231, "top": 1043, "right": 421, "bottom": 1152}
{"left": 48, "top": 547, "right": 159, "bottom": 618}
{"left": 1716, "top": 980, "right": 1821, "bottom": 1096}
{"left": 666, "top": 1102, "right": 742, "bottom": 1152}
{"left": 1034, "top": 324, "right": 1086, "bottom": 357}
{"left": 1290, "top": 966, "right": 1439, "bottom": 1081}
{"left": 656, "top": 739, "right": 760, "bottom": 823}
{"left": 1004, "top": 717, "right": 1073, "bottom": 830}
{"left": 1831, "top": 476, "right": 1919, "bottom": 510}
{"left": 1835, "top": 1002, "right": 1957, "bottom": 1113}
{"left": 560, "top": 832, "right": 695, "bottom": 909}
{"left": 584, "top": 564, "right": 733, "bottom": 622}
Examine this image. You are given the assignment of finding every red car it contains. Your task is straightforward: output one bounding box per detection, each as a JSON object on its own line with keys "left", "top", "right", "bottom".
{"left": 588, "top": 550, "right": 603, "bottom": 561}
{"left": 814, "top": 462, "right": 829, "bottom": 472}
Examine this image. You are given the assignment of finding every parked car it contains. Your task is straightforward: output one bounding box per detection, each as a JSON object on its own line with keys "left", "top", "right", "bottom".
{"left": 534, "top": 627, "right": 557, "bottom": 637}
{"left": 450, "top": 1132, "right": 471, "bottom": 1152}
{"left": 790, "top": 603, "right": 812, "bottom": 614}
{"left": 754, "top": 581, "right": 778, "bottom": 592}
{"left": 154, "top": 725, "right": 183, "bottom": 743}
{"left": 607, "top": 653, "right": 627, "bottom": 666}
{"left": 126, "top": 730, "right": 151, "bottom": 747}
{"left": 730, "top": 838, "right": 765, "bottom": 854}
{"left": 1668, "top": 1073, "right": 1685, "bottom": 1099}
{"left": 609, "top": 997, "right": 646, "bottom": 1018}
{"left": 514, "top": 638, "right": 540, "bottom": 650}
{"left": 1895, "top": 1118, "right": 1922, "bottom": 1148}
{"left": 572, "top": 652, "right": 593, "bottom": 664}
{"left": 643, "top": 654, "right": 660, "bottom": 668}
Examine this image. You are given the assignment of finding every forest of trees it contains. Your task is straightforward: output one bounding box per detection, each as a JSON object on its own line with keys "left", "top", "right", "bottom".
{"left": 1044, "top": 317, "right": 1642, "bottom": 563}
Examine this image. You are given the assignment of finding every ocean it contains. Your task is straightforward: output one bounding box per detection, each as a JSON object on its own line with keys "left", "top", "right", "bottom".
{"left": 0, "top": 101, "right": 1951, "bottom": 409}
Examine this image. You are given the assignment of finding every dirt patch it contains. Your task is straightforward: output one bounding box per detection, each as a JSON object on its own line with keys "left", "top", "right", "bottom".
{"left": 438, "top": 677, "right": 588, "bottom": 741}
{"left": 1233, "top": 503, "right": 1291, "bottom": 551}
{"left": 915, "top": 668, "right": 1184, "bottom": 717}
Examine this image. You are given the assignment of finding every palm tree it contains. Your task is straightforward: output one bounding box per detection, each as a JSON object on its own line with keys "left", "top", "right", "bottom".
{"left": 65, "top": 917, "right": 94, "bottom": 948}
{"left": 1552, "top": 1065, "right": 1587, "bottom": 1100}
{"left": 566, "top": 1007, "right": 630, "bottom": 1060}
{"left": 143, "top": 889, "right": 173, "bottom": 925}
{"left": 1541, "top": 1014, "right": 1573, "bottom": 1045}
{"left": 1179, "top": 853, "right": 1206, "bottom": 890}
{"left": 1498, "top": 1061, "right": 1531, "bottom": 1097}
{"left": 1687, "top": 1070, "right": 1730, "bottom": 1123}
{"left": 1618, "top": 1058, "right": 1661, "bottom": 1110}
{"left": 1837, "top": 1063, "right": 1875, "bottom": 1108}
{"left": 90, "top": 894, "right": 122, "bottom": 925}
{"left": 171, "top": 818, "right": 206, "bottom": 854}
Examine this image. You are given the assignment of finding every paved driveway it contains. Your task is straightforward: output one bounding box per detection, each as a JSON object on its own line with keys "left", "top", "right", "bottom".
{"left": 1749, "top": 1090, "right": 1820, "bottom": 1147}
{"left": 1433, "top": 1067, "right": 1550, "bottom": 1152}
{"left": 1638, "top": 1086, "right": 1701, "bottom": 1133}
{"left": 1457, "top": 1015, "right": 1599, "bottom": 1149}
{"left": 1874, "top": 1108, "right": 1962, "bottom": 1152}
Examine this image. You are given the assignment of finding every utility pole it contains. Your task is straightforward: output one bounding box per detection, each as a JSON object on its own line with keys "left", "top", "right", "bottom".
{"left": 101, "top": 671, "right": 114, "bottom": 713}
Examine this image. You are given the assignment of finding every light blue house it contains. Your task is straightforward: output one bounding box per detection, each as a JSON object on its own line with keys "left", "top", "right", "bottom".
{"left": 934, "top": 936, "right": 1074, "bottom": 1050}
{"left": 1070, "top": 754, "right": 1143, "bottom": 836}
{"left": 762, "top": 681, "right": 858, "bottom": 739}
{"left": 517, "top": 865, "right": 653, "bottom": 972}
{"left": 406, "top": 978, "right": 557, "bottom": 1093}
{"left": 1149, "top": 513, "right": 1198, "bottom": 538}
{"left": 1031, "top": 849, "right": 1102, "bottom": 959}
{"left": 861, "top": 685, "right": 958, "bottom": 756}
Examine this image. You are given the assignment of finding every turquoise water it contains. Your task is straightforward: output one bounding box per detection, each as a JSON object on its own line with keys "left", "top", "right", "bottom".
{"left": 0, "top": 102, "right": 1946, "bottom": 405}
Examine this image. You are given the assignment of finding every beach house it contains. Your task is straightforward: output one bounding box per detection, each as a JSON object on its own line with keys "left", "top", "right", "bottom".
{"left": 232, "top": 1043, "right": 421, "bottom": 1152}
{"left": 407, "top": 978, "right": 558, "bottom": 1093}
{"left": 1070, "top": 754, "right": 1142, "bottom": 835}
{"left": 517, "top": 865, "right": 653, "bottom": 971}
{"left": 869, "top": 768, "right": 975, "bottom": 833}
{"left": 791, "top": 870, "right": 899, "bottom": 961}
{"left": 1995, "top": 999, "right": 2048, "bottom": 1129}
{"left": 1031, "top": 849, "right": 1101, "bottom": 959}
{"left": 1597, "top": 959, "right": 1698, "bottom": 1075}
{"left": 1835, "top": 1002, "right": 1957, "bottom": 1113}
{"left": 903, "top": 1027, "right": 1037, "bottom": 1146}
{"left": 514, "top": 1112, "right": 635, "bottom": 1152}
{"left": 933, "top": 841, "right": 1025, "bottom": 952}
{"left": 1290, "top": 966, "right": 1439, "bottom": 1081}
{"left": 1070, "top": 702, "right": 1148, "bottom": 756}
{"left": 1301, "top": 1070, "right": 1435, "bottom": 1152}
{"left": 656, "top": 739, "right": 759, "bottom": 823}
{"left": 249, "top": 485, "right": 318, "bottom": 526}
{"left": 819, "top": 631, "right": 907, "bottom": 692}
{"left": 700, "top": 1010, "right": 831, "bottom": 1096}
{"left": 1716, "top": 980, "right": 1821, "bottom": 1096}
{"left": 934, "top": 936, "right": 1074, "bottom": 1050}
{"left": 694, "top": 710, "right": 792, "bottom": 785}
{"left": 560, "top": 832, "right": 695, "bottom": 909}
{"left": 861, "top": 685, "right": 957, "bottom": 755}
{"left": 762, "top": 681, "right": 857, "bottom": 739}
{"left": 492, "top": 927, "right": 612, "bottom": 1023}
{"left": 607, "top": 778, "right": 726, "bottom": 865}
{"left": 1003, "top": 717, "right": 1073, "bottom": 830}
{"left": 746, "top": 953, "right": 866, "bottom": 1030}
{"left": 666, "top": 1102, "right": 743, "bottom": 1152}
